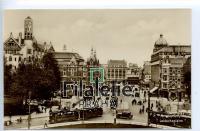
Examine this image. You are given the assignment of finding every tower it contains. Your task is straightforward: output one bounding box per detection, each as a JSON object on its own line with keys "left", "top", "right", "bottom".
{"left": 24, "top": 16, "right": 33, "bottom": 40}
{"left": 153, "top": 34, "right": 168, "bottom": 52}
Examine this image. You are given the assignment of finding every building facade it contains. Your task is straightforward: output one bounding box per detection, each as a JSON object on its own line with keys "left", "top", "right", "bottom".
{"left": 142, "top": 61, "right": 151, "bottom": 83}
{"left": 126, "top": 63, "right": 141, "bottom": 85}
{"left": 4, "top": 16, "right": 54, "bottom": 70}
{"left": 86, "top": 48, "right": 101, "bottom": 84}
{"left": 151, "top": 34, "right": 191, "bottom": 100}
{"left": 107, "top": 60, "right": 127, "bottom": 84}
{"left": 53, "top": 51, "right": 85, "bottom": 98}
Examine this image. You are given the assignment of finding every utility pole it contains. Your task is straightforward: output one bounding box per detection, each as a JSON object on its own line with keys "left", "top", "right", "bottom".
{"left": 147, "top": 90, "right": 150, "bottom": 126}
{"left": 59, "top": 82, "right": 62, "bottom": 109}
{"left": 28, "top": 91, "right": 31, "bottom": 129}
{"left": 177, "top": 85, "right": 180, "bottom": 113}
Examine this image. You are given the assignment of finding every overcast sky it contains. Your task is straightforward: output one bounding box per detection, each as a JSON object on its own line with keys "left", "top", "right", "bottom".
{"left": 3, "top": 9, "right": 191, "bottom": 66}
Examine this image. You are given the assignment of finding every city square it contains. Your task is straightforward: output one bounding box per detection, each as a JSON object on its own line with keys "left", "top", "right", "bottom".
{"left": 3, "top": 10, "right": 191, "bottom": 129}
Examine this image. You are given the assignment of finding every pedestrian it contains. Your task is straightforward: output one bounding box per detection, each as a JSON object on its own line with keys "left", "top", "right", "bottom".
{"left": 19, "top": 117, "right": 22, "bottom": 123}
{"left": 120, "top": 99, "right": 122, "bottom": 103}
{"left": 44, "top": 107, "right": 47, "bottom": 113}
{"left": 44, "top": 120, "right": 48, "bottom": 128}
{"left": 49, "top": 108, "right": 52, "bottom": 114}
{"left": 146, "top": 107, "right": 148, "bottom": 113}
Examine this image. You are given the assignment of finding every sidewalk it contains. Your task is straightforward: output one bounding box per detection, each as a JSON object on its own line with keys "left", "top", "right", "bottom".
{"left": 4, "top": 108, "right": 50, "bottom": 123}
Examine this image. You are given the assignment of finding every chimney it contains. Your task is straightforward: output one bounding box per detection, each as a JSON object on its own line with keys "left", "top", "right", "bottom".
{"left": 19, "top": 32, "right": 22, "bottom": 45}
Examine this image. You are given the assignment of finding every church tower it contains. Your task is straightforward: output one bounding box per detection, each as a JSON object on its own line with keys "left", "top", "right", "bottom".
{"left": 24, "top": 16, "right": 33, "bottom": 40}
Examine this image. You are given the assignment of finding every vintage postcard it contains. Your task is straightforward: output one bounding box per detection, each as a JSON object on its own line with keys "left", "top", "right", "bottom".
{"left": 3, "top": 9, "right": 191, "bottom": 129}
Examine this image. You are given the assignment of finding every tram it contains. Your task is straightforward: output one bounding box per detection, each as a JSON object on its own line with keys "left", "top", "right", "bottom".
{"left": 49, "top": 107, "right": 103, "bottom": 124}
{"left": 79, "top": 107, "right": 103, "bottom": 120}
{"left": 149, "top": 111, "right": 191, "bottom": 128}
{"left": 49, "top": 110, "right": 79, "bottom": 124}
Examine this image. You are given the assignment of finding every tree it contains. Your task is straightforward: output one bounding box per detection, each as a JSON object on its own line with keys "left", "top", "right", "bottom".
{"left": 8, "top": 52, "right": 61, "bottom": 101}
{"left": 4, "top": 61, "right": 12, "bottom": 95}
{"left": 41, "top": 52, "right": 61, "bottom": 92}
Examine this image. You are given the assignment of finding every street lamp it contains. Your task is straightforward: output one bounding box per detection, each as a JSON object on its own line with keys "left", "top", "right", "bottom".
{"left": 59, "top": 82, "right": 62, "bottom": 109}
{"left": 28, "top": 91, "right": 31, "bottom": 129}
{"left": 177, "top": 85, "right": 181, "bottom": 113}
{"left": 147, "top": 90, "right": 151, "bottom": 126}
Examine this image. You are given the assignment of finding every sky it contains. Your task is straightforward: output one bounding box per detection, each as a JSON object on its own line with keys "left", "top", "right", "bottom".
{"left": 3, "top": 9, "right": 191, "bottom": 66}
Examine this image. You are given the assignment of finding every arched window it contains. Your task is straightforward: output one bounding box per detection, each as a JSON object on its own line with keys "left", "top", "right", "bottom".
{"left": 19, "top": 57, "right": 21, "bottom": 62}
{"left": 9, "top": 56, "right": 12, "bottom": 61}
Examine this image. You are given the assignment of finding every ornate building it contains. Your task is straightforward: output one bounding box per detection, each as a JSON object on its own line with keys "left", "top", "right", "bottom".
{"left": 53, "top": 51, "right": 85, "bottom": 98}
{"left": 86, "top": 48, "right": 100, "bottom": 84}
{"left": 151, "top": 34, "right": 191, "bottom": 100}
{"left": 4, "top": 16, "right": 54, "bottom": 70}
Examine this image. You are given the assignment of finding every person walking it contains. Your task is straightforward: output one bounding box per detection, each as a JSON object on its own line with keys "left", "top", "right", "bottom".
{"left": 44, "top": 120, "right": 48, "bottom": 128}
{"left": 44, "top": 107, "right": 47, "bottom": 113}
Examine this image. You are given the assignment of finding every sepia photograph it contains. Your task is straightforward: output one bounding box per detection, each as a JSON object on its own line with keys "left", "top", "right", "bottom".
{"left": 3, "top": 9, "right": 191, "bottom": 129}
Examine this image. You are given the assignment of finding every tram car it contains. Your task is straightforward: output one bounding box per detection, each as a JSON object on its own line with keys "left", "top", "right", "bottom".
{"left": 79, "top": 107, "right": 103, "bottom": 120}
{"left": 49, "top": 107, "right": 103, "bottom": 124}
{"left": 149, "top": 111, "right": 191, "bottom": 128}
{"left": 49, "top": 110, "right": 79, "bottom": 124}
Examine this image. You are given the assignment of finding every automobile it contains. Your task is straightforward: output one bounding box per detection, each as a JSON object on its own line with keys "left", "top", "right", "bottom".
{"left": 116, "top": 111, "right": 133, "bottom": 119}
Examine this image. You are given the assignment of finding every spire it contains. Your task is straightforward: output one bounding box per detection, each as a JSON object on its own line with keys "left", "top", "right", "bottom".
{"left": 91, "top": 47, "right": 94, "bottom": 56}
{"left": 10, "top": 32, "right": 13, "bottom": 37}
{"left": 94, "top": 49, "right": 96, "bottom": 57}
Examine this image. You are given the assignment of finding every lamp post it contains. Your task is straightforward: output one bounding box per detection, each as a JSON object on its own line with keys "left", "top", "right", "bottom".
{"left": 59, "top": 82, "right": 62, "bottom": 109}
{"left": 147, "top": 90, "right": 150, "bottom": 126}
{"left": 28, "top": 91, "right": 31, "bottom": 129}
{"left": 177, "top": 85, "right": 181, "bottom": 113}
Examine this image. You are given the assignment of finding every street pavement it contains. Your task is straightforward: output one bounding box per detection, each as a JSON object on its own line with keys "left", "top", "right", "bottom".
{"left": 4, "top": 90, "right": 187, "bottom": 129}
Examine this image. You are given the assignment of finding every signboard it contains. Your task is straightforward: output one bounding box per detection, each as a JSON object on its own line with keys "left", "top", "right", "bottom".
{"left": 90, "top": 67, "right": 104, "bottom": 83}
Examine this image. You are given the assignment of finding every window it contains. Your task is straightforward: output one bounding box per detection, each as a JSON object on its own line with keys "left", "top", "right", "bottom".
{"left": 19, "top": 57, "right": 21, "bottom": 62}
{"left": 163, "top": 68, "right": 167, "bottom": 73}
{"left": 9, "top": 56, "right": 12, "bottom": 61}
{"left": 163, "top": 83, "right": 167, "bottom": 88}
{"left": 27, "top": 49, "right": 32, "bottom": 54}
{"left": 163, "top": 75, "right": 167, "bottom": 81}
{"left": 63, "top": 71, "right": 66, "bottom": 76}
{"left": 29, "top": 56, "right": 31, "bottom": 62}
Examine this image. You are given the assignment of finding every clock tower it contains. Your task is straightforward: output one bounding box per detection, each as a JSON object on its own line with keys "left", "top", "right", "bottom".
{"left": 24, "top": 16, "right": 33, "bottom": 40}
